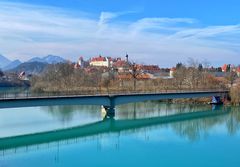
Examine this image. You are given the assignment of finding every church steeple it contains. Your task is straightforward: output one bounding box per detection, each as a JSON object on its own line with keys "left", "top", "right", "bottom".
{"left": 126, "top": 53, "right": 129, "bottom": 62}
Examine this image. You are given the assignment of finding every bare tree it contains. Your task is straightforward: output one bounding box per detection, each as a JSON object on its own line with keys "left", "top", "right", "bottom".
{"left": 173, "top": 66, "right": 187, "bottom": 90}
{"left": 129, "top": 63, "right": 142, "bottom": 91}
{"left": 226, "top": 71, "right": 237, "bottom": 87}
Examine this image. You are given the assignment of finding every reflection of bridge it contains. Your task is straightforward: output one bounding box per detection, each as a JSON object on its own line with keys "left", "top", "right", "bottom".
{"left": 0, "top": 108, "right": 229, "bottom": 151}
{"left": 0, "top": 91, "right": 228, "bottom": 116}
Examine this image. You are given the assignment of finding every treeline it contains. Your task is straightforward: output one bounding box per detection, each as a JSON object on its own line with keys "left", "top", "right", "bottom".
{"left": 172, "top": 63, "right": 226, "bottom": 90}
{"left": 31, "top": 63, "right": 102, "bottom": 93}
{"left": 31, "top": 61, "right": 226, "bottom": 94}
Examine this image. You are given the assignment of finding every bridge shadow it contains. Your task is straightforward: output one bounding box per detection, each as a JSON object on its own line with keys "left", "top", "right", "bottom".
{"left": 0, "top": 108, "right": 229, "bottom": 151}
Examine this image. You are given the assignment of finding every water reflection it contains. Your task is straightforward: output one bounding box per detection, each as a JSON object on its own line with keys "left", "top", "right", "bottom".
{"left": 226, "top": 107, "right": 240, "bottom": 135}
{"left": 43, "top": 105, "right": 101, "bottom": 123}
{"left": 0, "top": 105, "right": 232, "bottom": 150}
{"left": 116, "top": 102, "right": 213, "bottom": 119}
{"left": 42, "top": 101, "right": 214, "bottom": 121}
{"left": 1, "top": 102, "right": 240, "bottom": 167}
{"left": 1, "top": 102, "right": 240, "bottom": 151}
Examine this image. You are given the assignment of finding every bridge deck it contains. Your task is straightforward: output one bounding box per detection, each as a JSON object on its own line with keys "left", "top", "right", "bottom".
{"left": 0, "top": 91, "right": 228, "bottom": 109}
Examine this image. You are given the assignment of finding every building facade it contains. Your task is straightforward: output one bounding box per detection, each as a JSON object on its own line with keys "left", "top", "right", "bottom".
{"left": 90, "top": 56, "right": 111, "bottom": 67}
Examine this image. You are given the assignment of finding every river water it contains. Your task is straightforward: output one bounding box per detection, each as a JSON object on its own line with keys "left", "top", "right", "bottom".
{"left": 0, "top": 101, "right": 239, "bottom": 167}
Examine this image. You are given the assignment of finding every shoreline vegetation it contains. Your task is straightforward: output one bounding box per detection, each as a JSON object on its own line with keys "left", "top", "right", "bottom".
{"left": 29, "top": 62, "right": 233, "bottom": 105}
{"left": 230, "top": 85, "right": 240, "bottom": 105}
{"left": 31, "top": 63, "right": 226, "bottom": 93}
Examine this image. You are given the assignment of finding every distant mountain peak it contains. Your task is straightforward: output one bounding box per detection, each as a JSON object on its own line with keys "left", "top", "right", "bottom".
{"left": 3, "top": 59, "right": 22, "bottom": 71}
{"left": 7, "top": 62, "right": 48, "bottom": 75}
{"left": 28, "top": 55, "right": 66, "bottom": 64}
{"left": 0, "top": 54, "right": 11, "bottom": 68}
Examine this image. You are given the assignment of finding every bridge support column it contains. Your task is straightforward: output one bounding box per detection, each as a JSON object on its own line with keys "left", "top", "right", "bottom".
{"left": 104, "top": 106, "right": 115, "bottom": 118}
{"left": 101, "top": 105, "right": 115, "bottom": 118}
{"left": 101, "top": 97, "right": 116, "bottom": 118}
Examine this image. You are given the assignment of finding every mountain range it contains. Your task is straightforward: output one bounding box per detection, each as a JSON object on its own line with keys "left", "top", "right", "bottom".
{"left": 28, "top": 55, "right": 67, "bottom": 64}
{"left": 8, "top": 62, "right": 49, "bottom": 75}
{"left": 0, "top": 54, "right": 67, "bottom": 72}
{"left": 0, "top": 54, "right": 12, "bottom": 69}
{"left": 3, "top": 59, "right": 22, "bottom": 71}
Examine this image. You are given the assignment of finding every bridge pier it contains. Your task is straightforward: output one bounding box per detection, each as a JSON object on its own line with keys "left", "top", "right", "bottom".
{"left": 104, "top": 106, "right": 115, "bottom": 118}
{"left": 101, "top": 105, "right": 115, "bottom": 118}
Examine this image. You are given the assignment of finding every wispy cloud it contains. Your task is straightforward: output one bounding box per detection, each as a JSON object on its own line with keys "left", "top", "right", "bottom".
{"left": 171, "top": 25, "right": 240, "bottom": 39}
{"left": 99, "top": 11, "right": 137, "bottom": 26}
{"left": 131, "top": 17, "right": 196, "bottom": 31}
{"left": 0, "top": 1, "right": 240, "bottom": 66}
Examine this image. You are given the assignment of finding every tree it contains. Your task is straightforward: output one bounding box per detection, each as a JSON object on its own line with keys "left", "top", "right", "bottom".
{"left": 217, "top": 67, "right": 222, "bottom": 72}
{"left": 226, "top": 64, "right": 231, "bottom": 72}
{"left": 0, "top": 69, "right": 4, "bottom": 77}
{"left": 176, "top": 62, "right": 183, "bottom": 69}
{"left": 202, "top": 59, "right": 211, "bottom": 69}
{"left": 198, "top": 64, "right": 203, "bottom": 71}
{"left": 101, "top": 69, "right": 115, "bottom": 94}
{"left": 129, "top": 63, "right": 142, "bottom": 91}
{"left": 187, "top": 57, "right": 199, "bottom": 68}
{"left": 226, "top": 71, "right": 237, "bottom": 86}
{"left": 173, "top": 66, "right": 187, "bottom": 90}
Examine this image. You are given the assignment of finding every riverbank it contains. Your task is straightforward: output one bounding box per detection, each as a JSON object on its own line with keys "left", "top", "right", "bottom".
{"left": 168, "top": 97, "right": 232, "bottom": 105}
{"left": 0, "top": 80, "right": 30, "bottom": 87}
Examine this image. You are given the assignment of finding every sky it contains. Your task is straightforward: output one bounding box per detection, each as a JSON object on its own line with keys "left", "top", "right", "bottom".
{"left": 0, "top": 0, "right": 240, "bottom": 67}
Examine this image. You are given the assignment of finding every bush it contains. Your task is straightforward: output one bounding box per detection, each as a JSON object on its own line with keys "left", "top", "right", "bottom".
{"left": 230, "top": 85, "right": 240, "bottom": 105}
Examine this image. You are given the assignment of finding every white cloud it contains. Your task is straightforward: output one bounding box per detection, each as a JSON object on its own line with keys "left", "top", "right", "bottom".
{"left": 99, "top": 12, "right": 118, "bottom": 26}
{"left": 0, "top": 1, "right": 240, "bottom": 67}
{"left": 99, "top": 11, "right": 137, "bottom": 26}
{"left": 171, "top": 25, "right": 240, "bottom": 39}
{"left": 131, "top": 17, "right": 196, "bottom": 31}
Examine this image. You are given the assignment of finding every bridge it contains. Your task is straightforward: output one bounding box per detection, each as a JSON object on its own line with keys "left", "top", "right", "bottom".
{"left": 0, "top": 108, "right": 229, "bottom": 151}
{"left": 0, "top": 90, "right": 228, "bottom": 117}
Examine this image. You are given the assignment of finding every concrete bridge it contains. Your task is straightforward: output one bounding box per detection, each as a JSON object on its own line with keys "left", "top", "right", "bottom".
{"left": 0, "top": 108, "right": 229, "bottom": 151}
{"left": 0, "top": 90, "right": 228, "bottom": 117}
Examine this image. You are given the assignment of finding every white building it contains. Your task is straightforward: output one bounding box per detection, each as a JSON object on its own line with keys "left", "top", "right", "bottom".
{"left": 90, "top": 56, "right": 111, "bottom": 67}
{"left": 169, "top": 68, "right": 176, "bottom": 78}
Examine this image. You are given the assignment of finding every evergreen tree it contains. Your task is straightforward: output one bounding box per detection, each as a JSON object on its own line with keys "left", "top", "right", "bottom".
{"left": 0, "top": 69, "right": 4, "bottom": 77}
{"left": 198, "top": 64, "right": 203, "bottom": 71}
{"left": 176, "top": 62, "right": 183, "bottom": 69}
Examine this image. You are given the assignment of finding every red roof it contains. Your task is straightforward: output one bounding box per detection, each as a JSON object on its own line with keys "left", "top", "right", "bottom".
{"left": 74, "top": 63, "right": 80, "bottom": 69}
{"left": 91, "top": 56, "right": 107, "bottom": 62}
{"left": 117, "top": 73, "right": 151, "bottom": 80}
{"left": 237, "top": 67, "right": 240, "bottom": 73}
{"left": 107, "top": 57, "right": 113, "bottom": 62}
{"left": 222, "top": 64, "right": 227, "bottom": 72}
{"left": 136, "top": 65, "right": 160, "bottom": 72}
{"left": 19, "top": 71, "right": 25, "bottom": 77}
{"left": 141, "top": 65, "right": 160, "bottom": 71}
{"left": 113, "top": 60, "right": 128, "bottom": 67}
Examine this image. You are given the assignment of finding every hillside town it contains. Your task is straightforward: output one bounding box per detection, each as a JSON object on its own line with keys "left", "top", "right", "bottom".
{"left": 66, "top": 54, "right": 240, "bottom": 81}
{"left": 73, "top": 54, "right": 164, "bottom": 80}
{"left": 68, "top": 54, "right": 240, "bottom": 87}
{"left": 1, "top": 54, "right": 240, "bottom": 89}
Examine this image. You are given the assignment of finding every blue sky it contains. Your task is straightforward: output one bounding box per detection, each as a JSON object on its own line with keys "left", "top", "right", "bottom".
{"left": 0, "top": 0, "right": 240, "bottom": 67}
{"left": 7, "top": 0, "right": 240, "bottom": 25}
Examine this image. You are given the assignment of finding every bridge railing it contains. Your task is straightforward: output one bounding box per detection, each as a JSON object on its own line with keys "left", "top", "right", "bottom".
{"left": 0, "top": 88, "right": 229, "bottom": 100}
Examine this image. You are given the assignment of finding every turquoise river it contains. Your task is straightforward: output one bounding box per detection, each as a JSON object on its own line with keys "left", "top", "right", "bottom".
{"left": 0, "top": 100, "right": 240, "bottom": 167}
